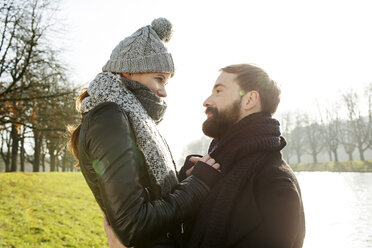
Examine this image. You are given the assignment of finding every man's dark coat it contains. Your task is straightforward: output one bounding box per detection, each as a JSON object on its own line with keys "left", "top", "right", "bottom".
{"left": 183, "top": 112, "right": 305, "bottom": 248}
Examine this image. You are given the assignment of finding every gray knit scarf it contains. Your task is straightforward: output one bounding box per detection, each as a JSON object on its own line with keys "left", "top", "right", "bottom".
{"left": 120, "top": 77, "right": 167, "bottom": 124}
{"left": 79, "top": 72, "right": 178, "bottom": 197}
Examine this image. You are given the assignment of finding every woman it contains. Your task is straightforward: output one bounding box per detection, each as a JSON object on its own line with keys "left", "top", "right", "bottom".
{"left": 69, "top": 18, "right": 220, "bottom": 248}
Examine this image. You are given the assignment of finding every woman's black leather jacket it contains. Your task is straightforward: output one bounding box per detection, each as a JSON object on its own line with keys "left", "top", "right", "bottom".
{"left": 78, "top": 102, "right": 220, "bottom": 247}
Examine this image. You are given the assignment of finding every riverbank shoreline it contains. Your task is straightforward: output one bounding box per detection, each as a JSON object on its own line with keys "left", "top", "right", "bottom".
{"left": 290, "top": 160, "right": 372, "bottom": 172}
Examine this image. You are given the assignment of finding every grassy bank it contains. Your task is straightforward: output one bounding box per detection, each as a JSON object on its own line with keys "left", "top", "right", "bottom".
{"left": 0, "top": 172, "right": 108, "bottom": 248}
{"left": 290, "top": 160, "right": 372, "bottom": 172}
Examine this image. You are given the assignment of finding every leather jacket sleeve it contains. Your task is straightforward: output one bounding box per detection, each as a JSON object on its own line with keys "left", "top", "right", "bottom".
{"left": 82, "top": 102, "right": 219, "bottom": 247}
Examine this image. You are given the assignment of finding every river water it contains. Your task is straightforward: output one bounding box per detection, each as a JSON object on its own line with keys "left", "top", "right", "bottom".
{"left": 296, "top": 172, "right": 372, "bottom": 248}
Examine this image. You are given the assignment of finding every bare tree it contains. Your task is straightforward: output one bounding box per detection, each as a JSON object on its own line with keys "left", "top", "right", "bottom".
{"left": 365, "top": 83, "right": 372, "bottom": 150}
{"left": 19, "top": 125, "right": 26, "bottom": 171}
{"left": 339, "top": 120, "right": 356, "bottom": 161}
{"left": 0, "top": 127, "right": 11, "bottom": 171}
{"left": 0, "top": 0, "right": 82, "bottom": 173}
{"left": 303, "top": 115, "right": 323, "bottom": 164}
{"left": 342, "top": 91, "right": 369, "bottom": 161}
{"left": 279, "top": 111, "right": 294, "bottom": 164}
{"left": 0, "top": 0, "right": 61, "bottom": 100}
{"left": 289, "top": 112, "right": 306, "bottom": 164}
{"left": 318, "top": 106, "right": 341, "bottom": 162}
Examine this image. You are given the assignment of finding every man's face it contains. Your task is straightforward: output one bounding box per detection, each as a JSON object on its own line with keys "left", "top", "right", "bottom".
{"left": 202, "top": 72, "right": 243, "bottom": 139}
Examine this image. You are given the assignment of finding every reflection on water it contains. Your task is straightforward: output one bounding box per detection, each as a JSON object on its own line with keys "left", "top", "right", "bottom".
{"left": 296, "top": 172, "right": 372, "bottom": 248}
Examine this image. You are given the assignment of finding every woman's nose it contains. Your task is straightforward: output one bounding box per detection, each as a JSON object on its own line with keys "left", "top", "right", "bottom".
{"left": 157, "top": 86, "right": 167, "bottom": 98}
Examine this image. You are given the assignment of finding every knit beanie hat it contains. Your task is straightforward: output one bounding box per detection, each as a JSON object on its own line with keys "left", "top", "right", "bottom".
{"left": 102, "top": 18, "right": 175, "bottom": 74}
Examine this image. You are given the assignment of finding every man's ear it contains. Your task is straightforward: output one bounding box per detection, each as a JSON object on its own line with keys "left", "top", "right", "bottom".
{"left": 241, "top": 90, "right": 260, "bottom": 111}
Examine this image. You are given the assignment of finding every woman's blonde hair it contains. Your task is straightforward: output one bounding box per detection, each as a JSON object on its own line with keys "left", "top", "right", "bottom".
{"left": 67, "top": 90, "right": 89, "bottom": 168}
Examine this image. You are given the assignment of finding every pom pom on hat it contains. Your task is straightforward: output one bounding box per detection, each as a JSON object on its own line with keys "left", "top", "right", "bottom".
{"left": 151, "top": 17, "right": 173, "bottom": 42}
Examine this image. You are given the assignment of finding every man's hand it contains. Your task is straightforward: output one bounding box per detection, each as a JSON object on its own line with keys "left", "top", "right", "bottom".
{"left": 103, "top": 215, "right": 128, "bottom": 248}
{"left": 186, "top": 154, "right": 220, "bottom": 176}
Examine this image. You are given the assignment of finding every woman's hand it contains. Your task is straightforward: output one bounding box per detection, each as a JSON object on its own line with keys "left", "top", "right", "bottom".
{"left": 104, "top": 215, "right": 128, "bottom": 248}
{"left": 186, "top": 154, "right": 220, "bottom": 176}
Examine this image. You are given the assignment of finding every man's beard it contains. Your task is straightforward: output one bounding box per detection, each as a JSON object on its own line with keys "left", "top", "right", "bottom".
{"left": 202, "top": 99, "right": 241, "bottom": 139}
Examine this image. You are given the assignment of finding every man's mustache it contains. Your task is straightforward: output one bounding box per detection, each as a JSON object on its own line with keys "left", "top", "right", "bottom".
{"left": 205, "top": 107, "right": 218, "bottom": 116}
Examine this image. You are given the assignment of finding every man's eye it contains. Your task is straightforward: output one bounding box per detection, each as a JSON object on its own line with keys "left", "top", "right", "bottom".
{"left": 216, "top": 89, "right": 222, "bottom": 94}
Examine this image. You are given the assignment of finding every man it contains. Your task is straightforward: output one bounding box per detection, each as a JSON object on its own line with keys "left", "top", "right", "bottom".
{"left": 183, "top": 63, "right": 305, "bottom": 248}
{"left": 105, "top": 63, "right": 305, "bottom": 248}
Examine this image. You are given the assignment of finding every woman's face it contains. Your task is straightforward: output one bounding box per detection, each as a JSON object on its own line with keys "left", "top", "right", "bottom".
{"left": 123, "top": 72, "right": 171, "bottom": 98}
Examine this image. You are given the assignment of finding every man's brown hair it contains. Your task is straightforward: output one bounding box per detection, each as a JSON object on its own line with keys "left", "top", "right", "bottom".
{"left": 220, "top": 64, "right": 281, "bottom": 114}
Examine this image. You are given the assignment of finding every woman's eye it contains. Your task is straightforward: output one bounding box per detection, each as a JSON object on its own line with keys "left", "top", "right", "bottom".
{"left": 156, "top": 77, "right": 164, "bottom": 83}
{"left": 156, "top": 77, "right": 167, "bottom": 85}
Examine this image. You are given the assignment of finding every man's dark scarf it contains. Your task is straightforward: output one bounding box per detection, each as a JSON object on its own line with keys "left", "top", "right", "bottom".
{"left": 189, "top": 112, "right": 286, "bottom": 248}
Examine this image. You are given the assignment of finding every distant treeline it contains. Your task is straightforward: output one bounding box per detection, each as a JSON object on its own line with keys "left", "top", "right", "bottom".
{"left": 290, "top": 160, "right": 372, "bottom": 172}
{"left": 0, "top": 0, "right": 80, "bottom": 172}
{"left": 279, "top": 89, "right": 372, "bottom": 164}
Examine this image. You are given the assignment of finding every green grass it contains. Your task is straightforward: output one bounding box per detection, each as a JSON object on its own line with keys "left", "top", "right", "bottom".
{"left": 290, "top": 160, "right": 372, "bottom": 172}
{"left": 0, "top": 172, "right": 108, "bottom": 248}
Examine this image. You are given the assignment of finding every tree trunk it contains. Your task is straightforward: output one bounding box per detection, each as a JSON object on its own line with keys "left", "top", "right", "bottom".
{"left": 61, "top": 160, "right": 65, "bottom": 172}
{"left": 296, "top": 152, "right": 301, "bottom": 164}
{"left": 62, "top": 146, "right": 72, "bottom": 171}
{"left": 347, "top": 152, "right": 353, "bottom": 161}
{"left": 50, "top": 151, "right": 56, "bottom": 172}
{"left": 61, "top": 148, "right": 67, "bottom": 172}
{"left": 4, "top": 148, "right": 11, "bottom": 172}
{"left": 312, "top": 152, "right": 318, "bottom": 164}
{"left": 2, "top": 139, "right": 11, "bottom": 172}
{"left": 41, "top": 152, "right": 45, "bottom": 172}
{"left": 10, "top": 124, "right": 19, "bottom": 172}
{"left": 328, "top": 150, "right": 333, "bottom": 161}
{"left": 1, "top": 132, "right": 11, "bottom": 172}
{"left": 33, "top": 130, "right": 41, "bottom": 172}
{"left": 20, "top": 137, "right": 25, "bottom": 172}
{"left": 69, "top": 157, "right": 74, "bottom": 172}
{"left": 358, "top": 147, "right": 365, "bottom": 161}
{"left": 332, "top": 149, "right": 339, "bottom": 162}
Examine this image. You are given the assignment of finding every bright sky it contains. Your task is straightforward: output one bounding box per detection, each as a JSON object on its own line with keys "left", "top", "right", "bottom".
{"left": 59, "top": 0, "right": 372, "bottom": 162}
